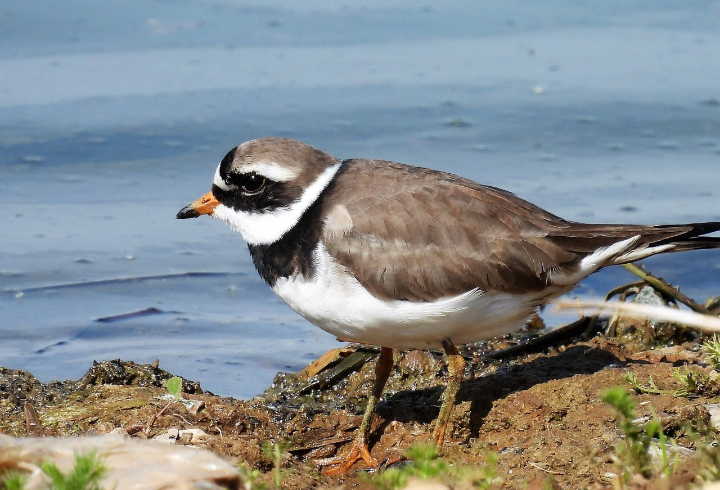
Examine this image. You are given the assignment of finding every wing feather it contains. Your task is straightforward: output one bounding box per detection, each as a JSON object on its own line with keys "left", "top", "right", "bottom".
{"left": 320, "top": 160, "right": 577, "bottom": 301}
{"left": 319, "top": 160, "right": 720, "bottom": 302}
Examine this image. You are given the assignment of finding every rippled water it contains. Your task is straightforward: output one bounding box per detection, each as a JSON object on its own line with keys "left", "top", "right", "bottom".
{"left": 1, "top": 1, "right": 719, "bottom": 397}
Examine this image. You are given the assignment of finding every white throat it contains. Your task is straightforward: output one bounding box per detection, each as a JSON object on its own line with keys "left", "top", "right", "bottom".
{"left": 212, "top": 162, "right": 342, "bottom": 246}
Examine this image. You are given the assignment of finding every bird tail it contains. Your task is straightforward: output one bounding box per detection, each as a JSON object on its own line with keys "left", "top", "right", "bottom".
{"left": 547, "top": 221, "right": 720, "bottom": 282}
{"left": 647, "top": 222, "right": 720, "bottom": 254}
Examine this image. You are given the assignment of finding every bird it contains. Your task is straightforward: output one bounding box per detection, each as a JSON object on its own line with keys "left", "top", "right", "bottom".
{"left": 177, "top": 137, "right": 720, "bottom": 473}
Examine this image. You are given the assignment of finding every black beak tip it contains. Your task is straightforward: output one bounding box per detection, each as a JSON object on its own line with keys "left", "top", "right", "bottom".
{"left": 176, "top": 205, "right": 200, "bottom": 219}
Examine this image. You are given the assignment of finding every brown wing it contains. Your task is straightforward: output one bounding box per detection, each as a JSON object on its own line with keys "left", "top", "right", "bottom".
{"left": 321, "top": 160, "right": 720, "bottom": 302}
{"left": 320, "top": 160, "right": 584, "bottom": 301}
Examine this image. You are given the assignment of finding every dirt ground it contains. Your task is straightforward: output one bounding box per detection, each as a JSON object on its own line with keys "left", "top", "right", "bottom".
{"left": 2, "top": 293, "right": 720, "bottom": 489}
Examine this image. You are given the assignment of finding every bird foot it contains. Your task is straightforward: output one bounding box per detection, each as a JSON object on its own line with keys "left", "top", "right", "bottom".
{"left": 317, "top": 440, "right": 379, "bottom": 475}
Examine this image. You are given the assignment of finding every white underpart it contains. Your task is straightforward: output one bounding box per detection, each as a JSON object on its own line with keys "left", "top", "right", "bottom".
{"left": 212, "top": 162, "right": 342, "bottom": 246}
{"left": 273, "top": 243, "right": 552, "bottom": 350}
{"left": 552, "top": 235, "right": 676, "bottom": 286}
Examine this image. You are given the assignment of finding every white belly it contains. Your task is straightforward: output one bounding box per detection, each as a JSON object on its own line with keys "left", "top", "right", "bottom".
{"left": 272, "top": 244, "right": 556, "bottom": 350}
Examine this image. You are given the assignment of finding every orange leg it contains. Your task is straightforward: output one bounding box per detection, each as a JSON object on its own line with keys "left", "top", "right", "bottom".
{"left": 319, "top": 346, "right": 394, "bottom": 474}
{"left": 432, "top": 339, "right": 466, "bottom": 448}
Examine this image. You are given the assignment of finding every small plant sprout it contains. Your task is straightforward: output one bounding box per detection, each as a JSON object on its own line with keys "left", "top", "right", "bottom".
{"left": 401, "top": 444, "right": 450, "bottom": 482}
{"left": 601, "top": 387, "right": 677, "bottom": 483}
{"left": 622, "top": 372, "right": 671, "bottom": 396}
{"left": 1, "top": 452, "right": 108, "bottom": 490}
{"left": 602, "top": 387, "right": 652, "bottom": 479}
{"left": 261, "top": 441, "right": 292, "bottom": 490}
{"left": 144, "top": 376, "right": 184, "bottom": 435}
{"left": 623, "top": 369, "right": 713, "bottom": 398}
{"left": 236, "top": 462, "right": 265, "bottom": 490}
{"left": 233, "top": 441, "right": 292, "bottom": 490}
{"left": 166, "top": 376, "right": 183, "bottom": 400}
{"left": 671, "top": 367, "right": 712, "bottom": 397}
{"left": 362, "top": 443, "right": 498, "bottom": 490}
{"left": 0, "top": 471, "right": 28, "bottom": 490}
{"left": 39, "top": 451, "right": 107, "bottom": 490}
{"left": 702, "top": 334, "right": 720, "bottom": 371}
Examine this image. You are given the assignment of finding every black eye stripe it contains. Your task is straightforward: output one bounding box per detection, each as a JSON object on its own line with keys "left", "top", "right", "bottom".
{"left": 227, "top": 172, "right": 267, "bottom": 194}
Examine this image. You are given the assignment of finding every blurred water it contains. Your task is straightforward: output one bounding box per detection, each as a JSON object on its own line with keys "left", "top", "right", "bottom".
{"left": 1, "top": 1, "right": 719, "bottom": 397}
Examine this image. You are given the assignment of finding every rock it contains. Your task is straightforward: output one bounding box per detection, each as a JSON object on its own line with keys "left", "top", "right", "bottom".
{"left": 156, "top": 394, "right": 206, "bottom": 415}
{"left": 615, "top": 286, "right": 685, "bottom": 348}
{"left": 705, "top": 403, "right": 720, "bottom": 431}
{"left": 154, "top": 428, "right": 209, "bottom": 445}
{"left": 0, "top": 434, "right": 242, "bottom": 490}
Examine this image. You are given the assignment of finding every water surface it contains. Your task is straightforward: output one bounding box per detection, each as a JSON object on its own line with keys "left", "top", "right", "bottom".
{"left": 1, "top": 1, "right": 719, "bottom": 397}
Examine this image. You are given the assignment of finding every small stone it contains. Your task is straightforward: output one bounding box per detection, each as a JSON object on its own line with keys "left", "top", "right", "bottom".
{"left": 705, "top": 403, "right": 720, "bottom": 431}
{"left": 154, "top": 428, "right": 208, "bottom": 445}
{"left": 397, "top": 350, "right": 439, "bottom": 376}
{"left": 186, "top": 399, "right": 206, "bottom": 416}
{"left": 154, "top": 428, "right": 180, "bottom": 443}
{"left": 108, "top": 427, "right": 130, "bottom": 437}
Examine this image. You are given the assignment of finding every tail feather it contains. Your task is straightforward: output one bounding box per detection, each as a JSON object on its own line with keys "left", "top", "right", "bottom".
{"left": 650, "top": 222, "right": 720, "bottom": 251}
{"left": 550, "top": 221, "right": 720, "bottom": 254}
{"left": 614, "top": 222, "right": 720, "bottom": 264}
{"left": 549, "top": 221, "right": 720, "bottom": 277}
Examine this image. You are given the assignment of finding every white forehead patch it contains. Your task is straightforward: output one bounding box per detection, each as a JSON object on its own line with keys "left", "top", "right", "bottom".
{"left": 242, "top": 161, "right": 299, "bottom": 183}
{"left": 213, "top": 164, "right": 230, "bottom": 191}
{"left": 212, "top": 162, "right": 342, "bottom": 246}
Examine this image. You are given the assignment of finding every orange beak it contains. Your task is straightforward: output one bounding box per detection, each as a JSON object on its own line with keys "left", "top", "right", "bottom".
{"left": 176, "top": 191, "right": 220, "bottom": 219}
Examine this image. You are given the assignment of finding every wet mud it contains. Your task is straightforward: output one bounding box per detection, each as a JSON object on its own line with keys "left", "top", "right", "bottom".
{"left": 2, "top": 292, "right": 720, "bottom": 489}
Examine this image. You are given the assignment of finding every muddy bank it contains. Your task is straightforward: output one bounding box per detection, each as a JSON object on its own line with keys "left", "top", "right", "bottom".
{"left": 2, "top": 291, "right": 720, "bottom": 488}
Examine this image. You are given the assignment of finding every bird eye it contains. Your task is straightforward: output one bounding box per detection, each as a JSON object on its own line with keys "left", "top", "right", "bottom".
{"left": 234, "top": 173, "right": 266, "bottom": 194}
